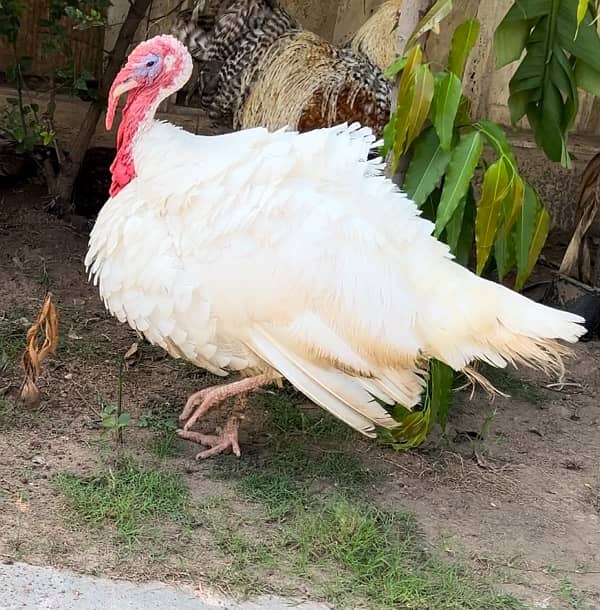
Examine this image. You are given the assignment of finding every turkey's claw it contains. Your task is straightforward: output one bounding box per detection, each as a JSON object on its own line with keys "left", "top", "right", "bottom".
{"left": 177, "top": 415, "right": 241, "bottom": 459}
{"left": 178, "top": 374, "right": 272, "bottom": 431}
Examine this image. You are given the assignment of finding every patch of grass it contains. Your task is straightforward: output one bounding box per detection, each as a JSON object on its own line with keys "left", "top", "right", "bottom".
{"left": 481, "top": 366, "right": 547, "bottom": 404}
{"left": 214, "top": 440, "right": 375, "bottom": 511}
{"left": 0, "top": 313, "right": 29, "bottom": 368}
{"left": 149, "top": 432, "right": 183, "bottom": 459}
{"left": 288, "top": 498, "right": 522, "bottom": 610}
{"left": 53, "top": 459, "right": 189, "bottom": 545}
{"left": 138, "top": 411, "right": 178, "bottom": 432}
{"left": 260, "top": 391, "right": 353, "bottom": 441}
{"left": 558, "top": 578, "right": 589, "bottom": 610}
{"left": 207, "top": 438, "right": 523, "bottom": 609}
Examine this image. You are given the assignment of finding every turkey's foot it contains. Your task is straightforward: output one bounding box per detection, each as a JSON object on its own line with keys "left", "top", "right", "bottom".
{"left": 178, "top": 373, "right": 272, "bottom": 431}
{"left": 178, "top": 413, "right": 242, "bottom": 459}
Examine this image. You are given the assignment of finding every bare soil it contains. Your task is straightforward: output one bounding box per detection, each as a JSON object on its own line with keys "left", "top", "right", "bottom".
{"left": 0, "top": 184, "right": 599, "bottom": 609}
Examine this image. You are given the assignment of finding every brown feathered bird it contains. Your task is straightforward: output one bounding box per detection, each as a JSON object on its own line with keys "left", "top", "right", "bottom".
{"left": 171, "top": 0, "right": 392, "bottom": 136}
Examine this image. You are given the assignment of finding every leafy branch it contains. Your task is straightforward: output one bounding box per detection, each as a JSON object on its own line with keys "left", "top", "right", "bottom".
{"left": 496, "top": 0, "right": 600, "bottom": 167}
{"left": 381, "top": 10, "right": 557, "bottom": 449}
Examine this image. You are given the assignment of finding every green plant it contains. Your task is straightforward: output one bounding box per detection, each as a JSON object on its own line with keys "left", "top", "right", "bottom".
{"left": 99, "top": 361, "right": 129, "bottom": 446}
{"left": 496, "top": 0, "right": 600, "bottom": 167}
{"left": 381, "top": 0, "right": 600, "bottom": 449}
{"left": 54, "top": 460, "right": 189, "bottom": 545}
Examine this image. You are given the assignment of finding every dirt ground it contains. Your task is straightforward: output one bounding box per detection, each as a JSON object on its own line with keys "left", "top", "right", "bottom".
{"left": 0, "top": 184, "right": 599, "bottom": 609}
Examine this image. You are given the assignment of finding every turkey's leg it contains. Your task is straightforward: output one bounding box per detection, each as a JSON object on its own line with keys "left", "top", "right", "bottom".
{"left": 178, "top": 394, "right": 248, "bottom": 459}
{"left": 178, "top": 373, "right": 272, "bottom": 431}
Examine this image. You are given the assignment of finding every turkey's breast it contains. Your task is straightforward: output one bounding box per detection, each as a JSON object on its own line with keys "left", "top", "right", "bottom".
{"left": 85, "top": 173, "right": 267, "bottom": 377}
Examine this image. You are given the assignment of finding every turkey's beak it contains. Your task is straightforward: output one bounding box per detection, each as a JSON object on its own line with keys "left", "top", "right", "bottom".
{"left": 106, "top": 74, "right": 139, "bottom": 131}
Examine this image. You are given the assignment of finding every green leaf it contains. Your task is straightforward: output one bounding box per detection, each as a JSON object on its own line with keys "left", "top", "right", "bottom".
{"left": 503, "top": 174, "right": 525, "bottom": 235}
{"left": 558, "top": 0, "right": 600, "bottom": 72}
{"left": 434, "top": 130, "right": 483, "bottom": 237}
{"left": 577, "top": 0, "right": 590, "bottom": 27}
{"left": 403, "top": 127, "right": 451, "bottom": 206}
{"left": 384, "top": 56, "right": 407, "bottom": 79}
{"left": 117, "top": 413, "right": 131, "bottom": 427}
{"left": 475, "top": 158, "right": 512, "bottom": 274}
{"left": 449, "top": 18, "right": 481, "bottom": 77}
{"left": 514, "top": 183, "right": 539, "bottom": 284}
{"left": 575, "top": 59, "right": 600, "bottom": 95}
{"left": 387, "top": 407, "right": 430, "bottom": 450}
{"left": 495, "top": 194, "right": 518, "bottom": 281}
{"left": 432, "top": 71, "right": 462, "bottom": 150}
{"left": 392, "top": 46, "right": 422, "bottom": 170}
{"left": 475, "top": 119, "right": 516, "bottom": 166}
{"left": 495, "top": 8, "right": 533, "bottom": 68}
{"left": 405, "top": 0, "right": 454, "bottom": 52}
{"left": 406, "top": 64, "right": 435, "bottom": 151}
{"left": 454, "top": 186, "right": 476, "bottom": 267}
{"left": 380, "top": 111, "right": 396, "bottom": 158}
{"left": 515, "top": 188, "right": 550, "bottom": 290}
{"left": 427, "top": 359, "right": 455, "bottom": 430}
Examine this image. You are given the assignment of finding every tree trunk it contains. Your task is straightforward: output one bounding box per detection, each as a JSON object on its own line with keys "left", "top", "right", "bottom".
{"left": 51, "top": 0, "right": 153, "bottom": 216}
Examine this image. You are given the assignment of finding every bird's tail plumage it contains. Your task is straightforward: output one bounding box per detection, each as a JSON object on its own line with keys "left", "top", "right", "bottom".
{"left": 418, "top": 262, "right": 585, "bottom": 378}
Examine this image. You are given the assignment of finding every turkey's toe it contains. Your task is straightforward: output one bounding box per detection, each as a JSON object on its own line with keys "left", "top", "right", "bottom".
{"left": 177, "top": 418, "right": 241, "bottom": 460}
{"left": 179, "top": 387, "right": 212, "bottom": 422}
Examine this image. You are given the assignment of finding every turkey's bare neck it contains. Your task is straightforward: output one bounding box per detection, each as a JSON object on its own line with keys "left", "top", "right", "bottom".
{"left": 109, "top": 92, "right": 159, "bottom": 197}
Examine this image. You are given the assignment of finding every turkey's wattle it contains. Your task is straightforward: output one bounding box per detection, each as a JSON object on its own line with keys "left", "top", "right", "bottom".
{"left": 86, "top": 34, "right": 586, "bottom": 460}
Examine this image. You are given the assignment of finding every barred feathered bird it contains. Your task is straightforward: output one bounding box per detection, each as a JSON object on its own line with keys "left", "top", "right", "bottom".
{"left": 86, "top": 35, "right": 585, "bottom": 459}
{"left": 171, "top": 0, "right": 392, "bottom": 136}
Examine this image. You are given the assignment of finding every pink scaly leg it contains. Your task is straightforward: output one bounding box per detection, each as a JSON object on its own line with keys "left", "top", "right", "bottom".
{"left": 178, "top": 374, "right": 273, "bottom": 431}
{"left": 176, "top": 374, "right": 273, "bottom": 459}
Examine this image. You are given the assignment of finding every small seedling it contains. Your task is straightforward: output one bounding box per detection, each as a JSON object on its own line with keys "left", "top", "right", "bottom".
{"left": 99, "top": 360, "right": 129, "bottom": 447}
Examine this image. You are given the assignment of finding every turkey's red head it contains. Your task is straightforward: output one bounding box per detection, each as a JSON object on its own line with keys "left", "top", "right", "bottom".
{"left": 106, "top": 35, "right": 192, "bottom": 197}
{"left": 106, "top": 34, "right": 192, "bottom": 130}
{"left": 106, "top": 34, "right": 192, "bottom": 129}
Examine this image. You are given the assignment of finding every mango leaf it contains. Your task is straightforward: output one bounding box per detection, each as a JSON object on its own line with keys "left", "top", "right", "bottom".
{"left": 575, "top": 59, "right": 600, "bottom": 95}
{"left": 448, "top": 18, "right": 481, "bottom": 78}
{"left": 445, "top": 195, "right": 467, "bottom": 255}
{"left": 475, "top": 119, "right": 517, "bottom": 167}
{"left": 558, "top": 0, "right": 600, "bottom": 72}
{"left": 475, "top": 158, "right": 512, "bottom": 274}
{"left": 515, "top": 188, "right": 550, "bottom": 290}
{"left": 435, "top": 130, "right": 483, "bottom": 237}
{"left": 502, "top": 174, "right": 525, "bottom": 236}
{"left": 392, "top": 79, "right": 416, "bottom": 171}
{"left": 495, "top": 195, "right": 517, "bottom": 280}
{"left": 453, "top": 186, "right": 476, "bottom": 267}
{"left": 381, "top": 110, "right": 397, "bottom": 158}
{"left": 405, "top": 64, "right": 435, "bottom": 150}
{"left": 385, "top": 56, "right": 407, "bottom": 79}
{"left": 387, "top": 406, "right": 430, "bottom": 450}
{"left": 577, "top": 0, "right": 590, "bottom": 27}
{"left": 405, "top": 0, "right": 454, "bottom": 52}
{"left": 431, "top": 71, "right": 462, "bottom": 150}
{"left": 514, "top": 183, "right": 539, "bottom": 285}
{"left": 495, "top": 13, "right": 532, "bottom": 68}
{"left": 403, "top": 127, "right": 451, "bottom": 207}
{"left": 392, "top": 46, "right": 423, "bottom": 170}
{"left": 427, "top": 359, "right": 455, "bottom": 430}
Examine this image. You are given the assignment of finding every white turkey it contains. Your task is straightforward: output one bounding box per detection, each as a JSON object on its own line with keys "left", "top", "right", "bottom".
{"left": 85, "top": 35, "right": 586, "bottom": 459}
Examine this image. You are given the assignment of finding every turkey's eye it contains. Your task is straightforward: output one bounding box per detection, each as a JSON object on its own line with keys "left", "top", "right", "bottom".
{"left": 146, "top": 60, "right": 156, "bottom": 68}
